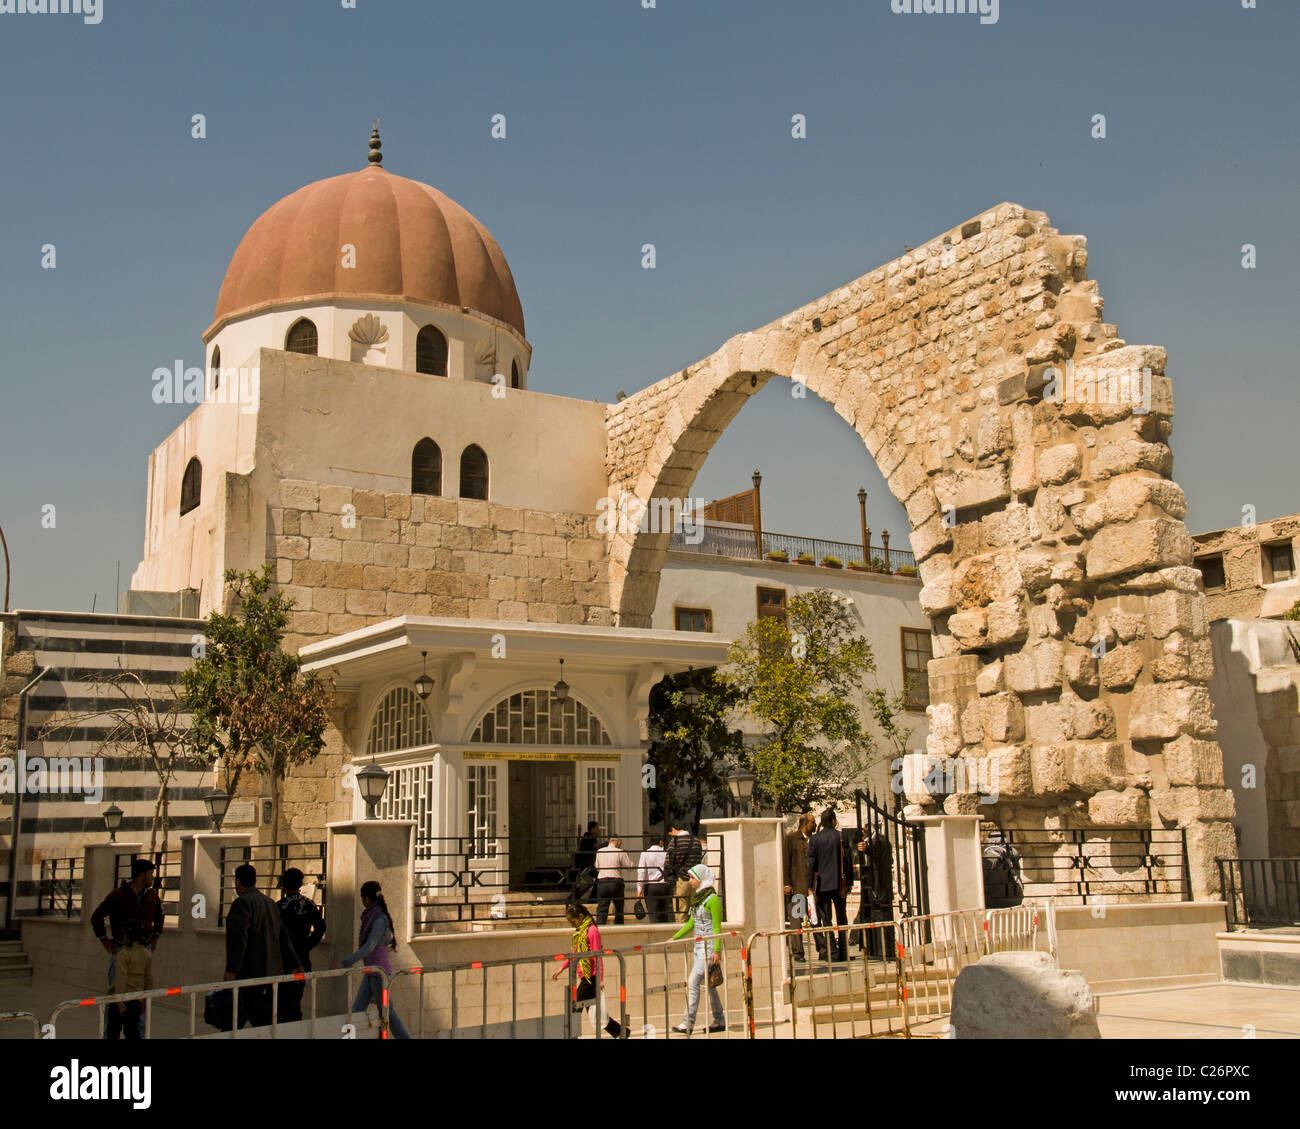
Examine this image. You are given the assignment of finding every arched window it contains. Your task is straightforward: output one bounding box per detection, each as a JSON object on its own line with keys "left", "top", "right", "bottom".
{"left": 511, "top": 360, "right": 521, "bottom": 390}
{"left": 180, "top": 457, "right": 202, "bottom": 516}
{"left": 470, "top": 688, "right": 611, "bottom": 746}
{"left": 416, "top": 324, "right": 448, "bottom": 376}
{"left": 411, "top": 438, "right": 442, "bottom": 496}
{"left": 285, "top": 318, "right": 318, "bottom": 355}
{"left": 367, "top": 686, "right": 433, "bottom": 756}
{"left": 210, "top": 346, "right": 221, "bottom": 392}
{"left": 459, "top": 444, "right": 489, "bottom": 500}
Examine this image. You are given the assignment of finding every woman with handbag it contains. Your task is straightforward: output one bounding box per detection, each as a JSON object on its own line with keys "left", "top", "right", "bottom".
{"left": 331, "top": 880, "right": 411, "bottom": 1039}
{"left": 671, "top": 863, "right": 726, "bottom": 1035}
{"left": 552, "top": 902, "right": 623, "bottom": 1038}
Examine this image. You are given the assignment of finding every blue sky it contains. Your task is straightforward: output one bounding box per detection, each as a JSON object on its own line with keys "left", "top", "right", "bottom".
{"left": 0, "top": 0, "right": 1296, "bottom": 610}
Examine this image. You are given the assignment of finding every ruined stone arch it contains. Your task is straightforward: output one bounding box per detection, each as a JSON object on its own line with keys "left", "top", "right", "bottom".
{"left": 603, "top": 202, "right": 1235, "bottom": 898}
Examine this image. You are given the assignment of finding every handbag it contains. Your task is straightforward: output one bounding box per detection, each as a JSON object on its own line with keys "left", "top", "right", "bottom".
{"left": 573, "top": 973, "right": 597, "bottom": 1011}
{"left": 633, "top": 899, "right": 647, "bottom": 921}
{"left": 204, "top": 987, "right": 234, "bottom": 1032}
{"left": 707, "top": 962, "right": 724, "bottom": 989}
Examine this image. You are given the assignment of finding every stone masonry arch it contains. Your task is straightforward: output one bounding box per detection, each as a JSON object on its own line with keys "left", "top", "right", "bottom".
{"left": 604, "top": 202, "right": 1235, "bottom": 898}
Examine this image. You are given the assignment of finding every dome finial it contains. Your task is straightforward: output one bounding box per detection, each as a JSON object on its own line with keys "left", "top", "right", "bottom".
{"left": 368, "top": 119, "right": 382, "bottom": 166}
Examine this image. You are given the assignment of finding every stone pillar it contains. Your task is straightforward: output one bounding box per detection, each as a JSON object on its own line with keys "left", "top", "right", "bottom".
{"left": 911, "top": 814, "right": 985, "bottom": 914}
{"left": 700, "top": 817, "right": 784, "bottom": 935}
{"left": 178, "top": 832, "right": 251, "bottom": 933}
{"left": 326, "top": 820, "right": 416, "bottom": 1023}
{"left": 81, "top": 842, "right": 143, "bottom": 924}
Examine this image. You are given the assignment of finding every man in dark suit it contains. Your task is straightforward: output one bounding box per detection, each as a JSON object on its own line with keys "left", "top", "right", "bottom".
{"left": 806, "top": 808, "right": 851, "bottom": 963}
{"left": 782, "top": 813, "right": 823, "bottom": 962}
{"left": 224, "top": 863, "right": 302, "bottom": 1027}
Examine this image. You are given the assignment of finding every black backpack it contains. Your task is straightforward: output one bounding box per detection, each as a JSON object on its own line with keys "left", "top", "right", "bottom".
{"left": 983, "top": 842, "right": 1024, "bottom": 908}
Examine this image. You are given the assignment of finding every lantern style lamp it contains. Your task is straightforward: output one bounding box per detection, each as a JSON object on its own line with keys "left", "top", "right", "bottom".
{"left": 357, "top": 760, "right": 390, "bottom": 820}
{"left": 413, "top": 650, "right": 434, "bottom": 701}
{"left": 727, "top": 769, "right": 758, "bottom": 816}
{"left": 680, "top": 667, "right": 701, "bottom": 708}
{"left": 102, "top": 802, "right": 123, "bottom": 843}
{"left": 202, "top": 787, "right": 230, "bottom": 834}
{"left": 553, "top": 658, "right": 570, "bottom": 702}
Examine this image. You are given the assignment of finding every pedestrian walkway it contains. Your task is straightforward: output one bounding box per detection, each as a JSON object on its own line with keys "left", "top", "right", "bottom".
{"left": 1094, "top": 982, "right": 1300, "bottom": 1039}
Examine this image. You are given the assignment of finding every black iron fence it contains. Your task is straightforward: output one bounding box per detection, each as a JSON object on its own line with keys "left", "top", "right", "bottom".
{"left": 217, "top": 841, "right": 327, "bottom": 925}
{"left": 1218, "top": 858, "right": 1300, "bottom": 929}
{"left": 668, "top": 526, "right": 917, "bottom": 573}
{"left": 114, "top": 848, "right": 183, "bottom": 920}
{"left": 36, "top": 856, "right": 84, "bottom": 918}
{"left": 982, "top": 825, "right": 1191, "bottom": 904}
{"left": 412, "top": 833, "right": 725, "bottom": 932}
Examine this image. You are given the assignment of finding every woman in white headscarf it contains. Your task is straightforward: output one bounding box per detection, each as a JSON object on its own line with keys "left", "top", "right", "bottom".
{"left": 671, "top": 863, "right": 725, "bottom": 1034}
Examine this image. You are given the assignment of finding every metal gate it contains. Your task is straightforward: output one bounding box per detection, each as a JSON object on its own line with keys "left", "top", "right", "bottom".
{"left": 853, "top": 788, "right": 929, "bottom": 922}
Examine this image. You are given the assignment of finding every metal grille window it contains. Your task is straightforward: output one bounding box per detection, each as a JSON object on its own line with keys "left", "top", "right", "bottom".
{"left": 460, "top": 444, "right": 489, "bottom": 500}
{"left": 469, "top": 689, "right": 611, "bottom": 746}
{"left": 674, "top": 606, "right": 713, "bottom": 632}
{"left": 411, "top": 437, "right": 442, "bottom": 496}
{"left": 901, "top": 628, "right": 933, "bottom": 711}
{"left": 467, "top": 763, "right": 499, "bottom": 858}
{"left": 416, "top": 324, "right": 448, "bottom": 376}
{"left": 366, "top": 686, "right": 433, "bottom": 755}
{"left": 180, "top": 457, "right": 202, "bottom": 516}
{"left": 376, "top": 762, "right": 436, "bottom": 840}
{"left": 285, "top": 318, "right": 318, "bottom": 356}
{"left": 586, "top": 765, "right": 616, "bottom": 832}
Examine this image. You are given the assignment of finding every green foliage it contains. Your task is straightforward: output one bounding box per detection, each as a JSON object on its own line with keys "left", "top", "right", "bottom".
{"left": 1282, "top": 599, "right": 1300, "bottom": 621}
{"left": 181, "top": 566, "right": 333, "bottom": 837}
{"left": 821, "top": 555, "right": 842, "bottom": 567}
{"left": 646, "top": 668, "right": 745, "bottom": 832}
{"left": 724, "top": 588, "right": 882, "bottom": 813}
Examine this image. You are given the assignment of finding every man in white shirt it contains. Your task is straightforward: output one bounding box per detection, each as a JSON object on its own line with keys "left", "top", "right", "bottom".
{"left": 594, "top": 835, "right": 635, "bottom": 926}
{"left": 636, "top": 835, "right": 671, "bottom": 923}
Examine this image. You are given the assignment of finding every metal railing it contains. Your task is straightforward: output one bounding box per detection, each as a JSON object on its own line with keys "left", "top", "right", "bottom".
{"left": 412, "top": 833, "right": 724, "bottom": 931}
{"left": 0, "top": 1011, "right": 41, "bottom": 1039}
{"left": 115, "top": 849, "right": 183, "bottom": 920}
{"left": 45, "top": 965, "right": 388, "bottom": 1039}
{"left": 217, "top": 841, "right": 327, "bottom": 925}
{"left": 36, "top": 856, "right": 83, "bottom": 917}
{"left": 388, "top": 949, "right": 630, "bottom": 1039}
{"left": 982, "top": 826, "right": 1190, "bottom": 904}
{"left": 619, "top": 930, "right": 748, "bottom": 1039}
{"left": 1218, "top": 858, "right": 1300, "bottom": 929}
{"left": 668, "top": 526, "right": 917, "bottom": 573}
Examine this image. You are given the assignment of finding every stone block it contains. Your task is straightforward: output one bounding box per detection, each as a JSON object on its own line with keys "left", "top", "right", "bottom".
{"left": 1085, "top": 519, "right": 1192, "bottom": 581}
{"left": 1129, "top": 683, "right": 1217, "bottom": 741}
{"left": 280, "top": 479, "right": 319, "bottom": 511}
{"left": 1146, "top": 589, "right": 1208, "bottom": 640}
{"left": 1038, "top": 443, "right": 1082, "bottom": 486}
{"left": 1031, "top": 745, "right": 1070, "bottom": 794}
{"left": 951, "top": 952, "right": 1099, "bottom": 1039}
{"left": 1003, "top": 641, "right": 1063, "bottom": 694}
{"left": 1087, "top": 786, "right": 1149, "bottom": 825}
{"left": 352, "top": 490, "right": 387, "bottom": 518}
{"left": 1068, "top": 742, "right": 1128, "bottom": 792}
{"left": 1064, "top": 652, "right": 1100, "bottom": 693}
{"left": 1160, "top": 735, "right": 1225, "bottom": 787}
{"left": 1099, "top": 643, "right": 1142, "bottom": 690}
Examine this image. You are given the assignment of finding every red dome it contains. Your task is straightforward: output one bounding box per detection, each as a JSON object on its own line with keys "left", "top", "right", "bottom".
{"left": 210, "top": 164, "right": 525, "bottom": 338}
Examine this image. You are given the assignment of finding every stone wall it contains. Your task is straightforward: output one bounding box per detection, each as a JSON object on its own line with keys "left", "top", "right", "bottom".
{"left": 270, "top": 479, "right": 613, "bottom": 654}
{"left": 604, "top": 201, "right": 1235, "bottom": 898}
{"left": 1192, "top": 513, "right": 1300, "bottom": 621}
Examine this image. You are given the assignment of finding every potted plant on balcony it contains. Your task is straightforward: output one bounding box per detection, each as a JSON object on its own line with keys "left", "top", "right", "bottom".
{"left": 766, "top": 549, "right": 789, "bottom": 562}
{"left": 796, "top": 553, "right": 816, "bottom": 565}
{"left": 896, "top": 563, "right": 919, "bottom": 577}
{"left": 847, "top": 559, "right": 869, "bottom": 572}
{"left": 869, "top": 556, "right": 889, "bottom": 573}
{"left": 820, "top": 555, "right": 843, "bottom": 569}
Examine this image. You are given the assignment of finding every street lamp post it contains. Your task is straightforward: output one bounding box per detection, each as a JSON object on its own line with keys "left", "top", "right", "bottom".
{"left": 203, "top": 786, "right": 231, "bottom": 834}
{"left": 102, "top": 803, "right": 124, "bottom": 844}
{"left": 727, "top": 769, "right": 758, "bottom": 817}
{"left": 357, "top": 760, "right": 390, "bottom": 820}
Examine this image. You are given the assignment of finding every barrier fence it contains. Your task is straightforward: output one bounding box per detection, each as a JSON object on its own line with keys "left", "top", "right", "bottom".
{"left": 387, "top": 949, "right": 629, "bottom": 1039}
{"left": 0, "top": 1010, "right": 41, "bottom": 1039}
{"left": 45, "top": 965, "right": 389, "bottom": 1040}
{"left": 23, "top": 906, "right": 1041, "bottom": 1040}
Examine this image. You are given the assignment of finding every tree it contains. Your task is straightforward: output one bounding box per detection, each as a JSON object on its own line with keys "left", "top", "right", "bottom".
{"left": 181, "top": 567, "right": 333, "bottom": 841}
{"left": 725, "top": 588, "right": 885, "bottom": 813}
{"left": 645, "top": 668, "right": 746, "bottom": 833}
{"left": 39, "top": 665, "right": 199, "bottom": 855}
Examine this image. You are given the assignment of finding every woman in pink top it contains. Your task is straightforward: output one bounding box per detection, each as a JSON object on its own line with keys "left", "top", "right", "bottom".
{"left": 553, "top": 902, "right": 623, "bottom": 1038}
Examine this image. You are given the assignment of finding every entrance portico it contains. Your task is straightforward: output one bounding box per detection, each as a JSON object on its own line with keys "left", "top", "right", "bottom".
{"left": 299, "top": 616, "right": 728, "bottom": 896}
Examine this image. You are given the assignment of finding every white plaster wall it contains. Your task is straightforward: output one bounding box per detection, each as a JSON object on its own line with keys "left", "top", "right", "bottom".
{"left": 207, "top": 298, "right": 530, "bottom": 389}
{"left": 1209, "top": 618, "right": 1289, "bottom": 858}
